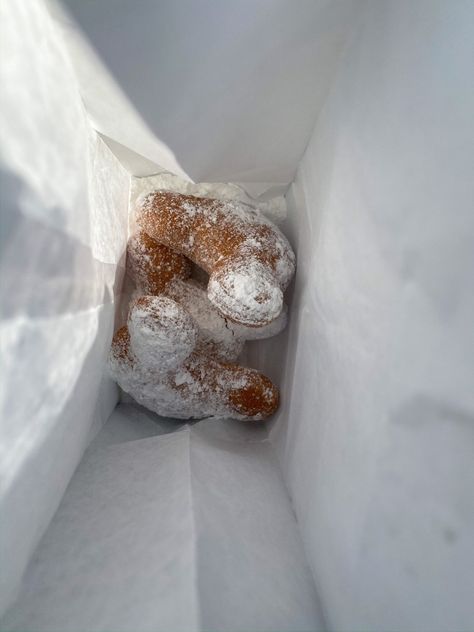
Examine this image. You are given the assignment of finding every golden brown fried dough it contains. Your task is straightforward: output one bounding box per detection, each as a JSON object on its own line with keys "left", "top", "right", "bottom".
{"left": 136, "top": 190, "right": 295, "bottom": 326}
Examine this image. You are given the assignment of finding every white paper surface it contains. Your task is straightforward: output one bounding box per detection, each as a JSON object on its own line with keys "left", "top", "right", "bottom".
{"left": 2, "top": 406, "right": 324, "bottom": 632}
{"left": 45, "top": 0, "right": 189, "bottom": 182}
{"left": 0, "top": 0, "right": 130, "bottom": 615}
{"left": 55, "top": 0, "right": 357, "bottom": 185}
{"left": 3, "top": 0, "right": 473, "bottom": 629}
{"left": 252, "top": 2, "right": 474, "bottom": 630}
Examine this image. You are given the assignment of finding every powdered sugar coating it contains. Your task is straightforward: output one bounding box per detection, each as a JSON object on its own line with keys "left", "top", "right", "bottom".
{"left": 208, "top": 259, "right": 283, "bottom": 327}
{"left": 166, "top": 278, "right": 243, "bottom": 362}
{"left": 108, "top": 276, "right": 282, "bottom": 420}
{"left": 127, "top": 230, "right": 190, "bottom": 295}
{"left": 126, "top": 229, "right": 289, "bottom": 356}
{"left": 109, "top": 328, "right": 279, "bottom": 420}
{"left": 128, "top": 296, "right": 197, "bottom": 373}
{"left": 130, "top": 171, "right": 288, "bottom": 225}
{"left": 137, "top": 190, "right": 296, "bottom": 326}
{"left": 231, "top": 303, "right": 288, "bottom": 340}
{"left": 108, "top": 187, "right": 294, "bottom": 420}
{"left": 167, "top": 277, "right": 288, "bottom": 356}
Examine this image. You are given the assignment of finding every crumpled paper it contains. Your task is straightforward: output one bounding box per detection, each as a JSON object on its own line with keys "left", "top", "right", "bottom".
{"left": 2, "top": 406, "right": 324, "bottom": 632}
{"left": 0, "top": 0, "right": 129, "bottom": 614}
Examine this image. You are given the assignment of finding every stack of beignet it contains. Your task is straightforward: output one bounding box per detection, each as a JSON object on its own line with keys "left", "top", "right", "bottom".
{"left": 109, "top": 191, "right": 295, "bottom": 420}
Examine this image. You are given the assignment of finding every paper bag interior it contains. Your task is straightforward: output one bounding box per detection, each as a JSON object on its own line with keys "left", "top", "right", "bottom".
{"left": 1, "top": 1, "right": 473, "bottom": 631}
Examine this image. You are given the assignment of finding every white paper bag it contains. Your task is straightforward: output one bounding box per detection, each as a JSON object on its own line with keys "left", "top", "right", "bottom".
{"left": 2, "top": 0, "right": 473, "bottom": 630}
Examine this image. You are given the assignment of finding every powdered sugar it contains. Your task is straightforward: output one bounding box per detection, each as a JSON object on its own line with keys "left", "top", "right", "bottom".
{"left": 166, "top": 278, "right": 244, "bottom": 362}
{"left": 108, "top": 281, "right": 283, "bottom": 420}
{"left": 128, "top": 296, "right": 197, "bottom": 373}
{"left": 137, "top": 190, "right": 295, "bottom": 326}
{"left": 108, "top": 182, "right": 294, "bottom": 420}
{"left": 130, "top": 171, "right": 288, "bottom": 227}
{"left": 208, "top": 260, "right": 283, "bottom": 327}
{"left": 109, "top": 338, "right": 278, "bottom": 421}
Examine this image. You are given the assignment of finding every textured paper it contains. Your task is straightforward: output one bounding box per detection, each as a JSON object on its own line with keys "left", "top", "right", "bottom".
{"left": 251, "top": 2, "right": 474, "bottom": 630}
{"left": 0, "top": 0, "right": 130, "bottom": 614}
{"left": 53, "top": 0, "right": 357, "bottom": 185}
{"left": 3, "top": 1, "right": 473, "bottom": 630}
{"left": 2, "top": 407, "right": 324, "bottom": 632}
